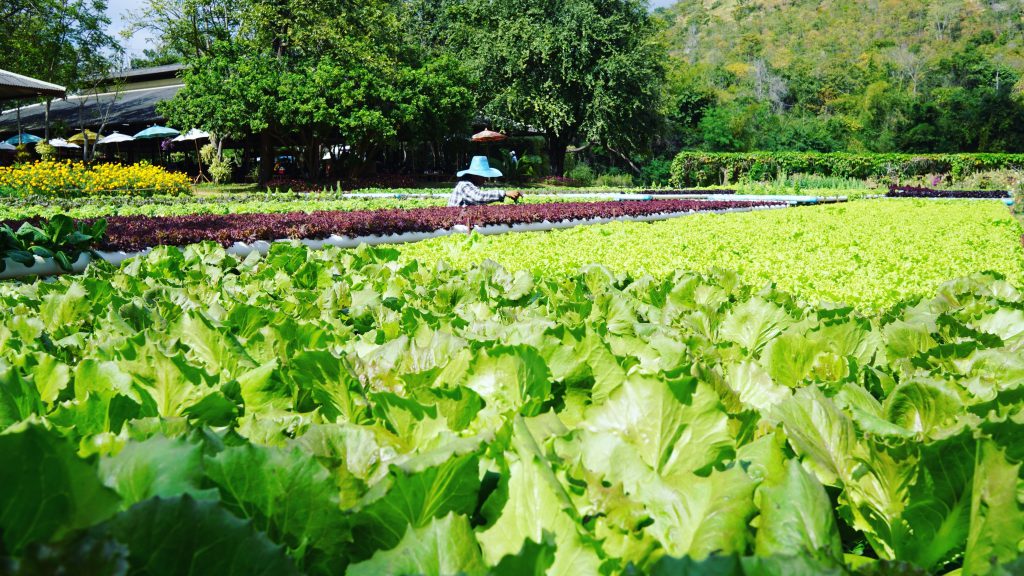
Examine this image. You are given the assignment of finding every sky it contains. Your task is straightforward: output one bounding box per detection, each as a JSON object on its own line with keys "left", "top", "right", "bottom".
{"left": 106, "top": 0, "right": 678, "bottom": 58}
{"left": 106, "top": 0, "right": 151, "bottom": 57}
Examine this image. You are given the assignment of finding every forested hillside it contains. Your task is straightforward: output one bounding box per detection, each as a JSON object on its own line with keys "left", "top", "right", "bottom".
{"left": 654, "top": 0, "right": 1024, "bottom": 153}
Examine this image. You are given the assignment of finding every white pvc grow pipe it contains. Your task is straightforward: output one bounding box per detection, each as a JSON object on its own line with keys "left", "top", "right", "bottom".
{"left": 340, "top": 191, "right": 846, "bottom": 204}
{"left": 0, "top": 253, "right": 91, "bottom": 280}
{"left": 1, "top": 204, "right": 790, "bottom": 280}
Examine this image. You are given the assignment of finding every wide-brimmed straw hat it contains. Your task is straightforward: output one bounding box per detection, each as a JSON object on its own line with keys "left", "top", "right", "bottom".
{"left": 457, "top": 156, "right": 503, "bottom": 178}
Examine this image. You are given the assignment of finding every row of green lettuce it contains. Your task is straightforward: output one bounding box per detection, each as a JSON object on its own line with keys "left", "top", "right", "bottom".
{"left": 3, "top": 201, "right": 1020, "bottom": 310}
{"left": 399, "top": 200, "right": 1024, "bottom": 311}
{"left": 0, "top": 242, "right": 1022, "bottom": 575}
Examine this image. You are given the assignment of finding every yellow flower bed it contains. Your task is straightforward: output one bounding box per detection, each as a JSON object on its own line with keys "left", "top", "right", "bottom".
{"left": 0, "top": 161, "right": 191, "bottom": 197}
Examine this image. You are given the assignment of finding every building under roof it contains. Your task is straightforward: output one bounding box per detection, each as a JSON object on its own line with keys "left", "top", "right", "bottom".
{"left": 0, "top": 65, "right": 182, "bottom": 137}
{"left": 0, "top": 69, "right": 66, "bottom": 100}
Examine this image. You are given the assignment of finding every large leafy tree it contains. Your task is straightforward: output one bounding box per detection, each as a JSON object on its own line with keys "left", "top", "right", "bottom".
{"left": 2, "top": 0, "right": 118, "bottom": 88}
{"left": 148, "top": 0, "right": 375, "bottom": 180}
{"left": 123, "top": 0, "right": 246, "bottom": 61}
{"left": 144, "top": 0, "right": 474, "bottom": 182}
{"left": 2, "top": 0, "right": 121, "bottom": 138}
{"left": 447, "top": 0, "right": 666, "bottom": 175}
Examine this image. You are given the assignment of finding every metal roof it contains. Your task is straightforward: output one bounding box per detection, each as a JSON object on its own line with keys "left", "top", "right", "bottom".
{"left": 0, "top": 69, "right": 66, "bottom": 100}
{"left": 0, "top": 84, "right": 182, "bottom": 133}
{"left": 110, "top": 64, "right": 184, "bottom": 82}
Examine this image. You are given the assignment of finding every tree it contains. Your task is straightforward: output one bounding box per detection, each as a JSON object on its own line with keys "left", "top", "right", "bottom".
{"left": 150, "top": 0, "right": 476, "bottom": 182}
{"left": 1, "top": 0, "right": 121, "bottom": 139}
{"left": 129, "top": 46, "right": 185, "bottom": 68}
{"left": 449, "top": 0, "right": 666, "bottom": 175}
{"left": 123, "top": 0, "right": 245, "bottom": 61}
{"left": 77, "top": 70, "right": 127, "bottom": 161}
{"left": 655, "top": 0, "right": 1024, "bottom": 154}
{"left": 2, "top": 0, "right": 119, "bottom": 88}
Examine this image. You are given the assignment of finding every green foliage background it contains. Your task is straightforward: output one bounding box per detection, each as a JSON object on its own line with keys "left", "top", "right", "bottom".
{"left": 655, "top": 0, "right": 1024, "bottom": 154}
{"left": 668, "top": 151, "right": 1024, "bottom": 187}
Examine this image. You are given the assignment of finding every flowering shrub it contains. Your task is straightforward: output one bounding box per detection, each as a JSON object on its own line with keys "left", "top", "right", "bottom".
{"left": 0, "top": 161, "right": 191, "bottom": 197}
{"left": 34, "top": 141, "right": 57, "bottom": 161}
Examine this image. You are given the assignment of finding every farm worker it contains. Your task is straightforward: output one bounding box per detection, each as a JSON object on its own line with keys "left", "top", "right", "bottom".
{"left": 448, "top": 156, "right": 522, "bottom": 207}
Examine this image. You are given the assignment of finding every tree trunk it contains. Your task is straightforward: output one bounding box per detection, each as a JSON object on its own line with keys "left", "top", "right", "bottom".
{"left": 79, "top": 101, "right": 87, "bottom": 162}
{"left": 547, "top": 133, "right": 570, "bottom": 176}
{"left": 305, "top": 137, "right": 322, "bottom": 182}
{"left": 351, "top": 143, "right": 378, "bottom": 178}
{"left": 258, "top": 130, "right": 274, "bottom": 185}
{"left": 240, "top": 144, "right": 251, "bottom": 183}
{"left": 44, "top": 100, "right": 51, "bottom": 140}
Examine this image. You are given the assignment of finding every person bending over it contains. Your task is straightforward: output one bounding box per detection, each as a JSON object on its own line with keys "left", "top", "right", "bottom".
{"left": 448, "top": 156, "right": 522, "bottom": 207}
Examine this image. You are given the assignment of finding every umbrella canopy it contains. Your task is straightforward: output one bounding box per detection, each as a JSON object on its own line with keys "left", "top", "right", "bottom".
{"left": 172, "top": 128, "right": 210, "bottom": 142}
{"left": 133, "top": 125, "right": 180, "bottom": 140}
{"left": 4, "top": 134, "right": 42, "bottom": 145}
{"left": 471, "top": 129, "right": 507, "bottom": 143}
{"left": 68, "top": 130, "right": 100, "bottom": 143}
{"left": 96, "top": 132, "right": 135, "bottom": 145}
{"left": 48, "top": 138, "right": 80, "bottom": 149}
{"left": 0, "top": 141, "right": 15, "bottom": 151}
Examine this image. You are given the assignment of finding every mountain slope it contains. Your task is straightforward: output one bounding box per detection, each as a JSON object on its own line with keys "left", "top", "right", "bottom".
{"left": 654, "top": 0, "right": 1024, "bottom": 152}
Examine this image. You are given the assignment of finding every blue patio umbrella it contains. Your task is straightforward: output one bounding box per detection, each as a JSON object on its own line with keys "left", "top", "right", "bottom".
{"left": 4, "top": 134, "right": 42, "bottom": 145}
{"left": 133, "top": 125, "right": 180, "bottom": 139}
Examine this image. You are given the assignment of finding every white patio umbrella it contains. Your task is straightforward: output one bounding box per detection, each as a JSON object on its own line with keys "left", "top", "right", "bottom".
{"left": 96, "top": 132, "right": 135, "bottom": 159}
{"left": 322, "top": 144, "right": 351, "bottom": 160}
{"left": 173, "top": 129, "right": 211, "bottom": 182}
{"left": 172, "top": 128, "right": 210, "bottom": 142}
{"left": 48, "top": 138, "right": 80, "bottom": 149}
{"left": 96, "top": 132, "right": 135, "bottom": 145}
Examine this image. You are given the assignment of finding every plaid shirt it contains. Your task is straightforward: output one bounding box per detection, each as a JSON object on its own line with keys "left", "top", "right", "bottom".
{"left": 447, "top": 181, "right": 506, "bottom": 207}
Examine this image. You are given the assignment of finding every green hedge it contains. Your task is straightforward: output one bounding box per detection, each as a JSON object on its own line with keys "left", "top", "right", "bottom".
{"left": 669, "top": 151, "right": 1024, "bottom": 187}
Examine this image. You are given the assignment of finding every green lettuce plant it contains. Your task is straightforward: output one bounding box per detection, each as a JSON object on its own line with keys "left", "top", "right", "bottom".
{"left": 0, "top": 214, "right": 106, "bottom": 272}
{"left": 0, "top": 241, "right": 1022, "bottom": 574}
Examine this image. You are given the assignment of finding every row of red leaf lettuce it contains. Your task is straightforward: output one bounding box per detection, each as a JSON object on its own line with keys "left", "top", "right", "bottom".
{"left": 17, "top": 199, "right": 779, "bottom": 252}
{"left": 887, "top": 185, "right": 1011, "bottom": 199}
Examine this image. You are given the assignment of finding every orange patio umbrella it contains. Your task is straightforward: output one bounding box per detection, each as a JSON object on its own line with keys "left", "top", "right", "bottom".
{"left": 471, "top": 129, "right": 507, "bottom": 142}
